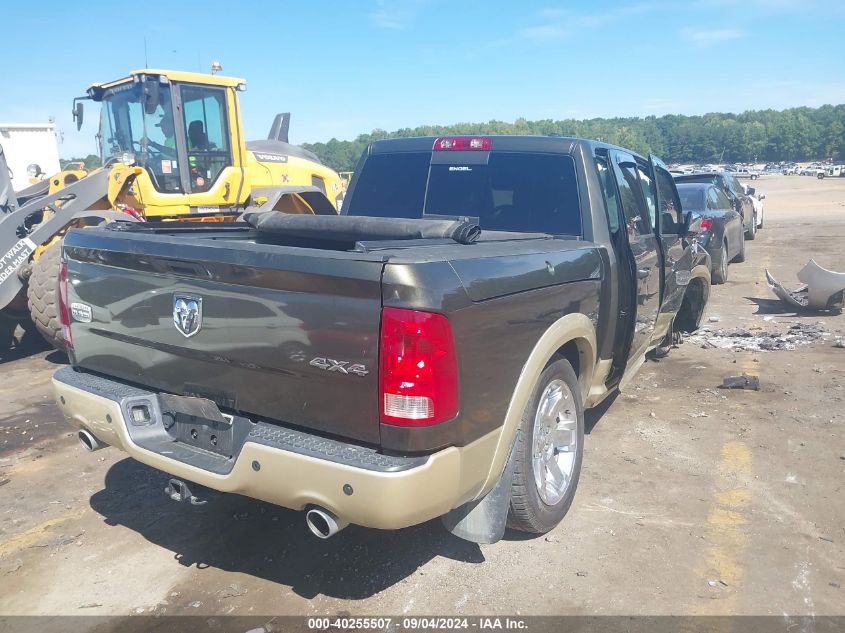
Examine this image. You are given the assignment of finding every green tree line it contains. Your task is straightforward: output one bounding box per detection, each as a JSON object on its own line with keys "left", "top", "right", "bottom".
{"left": 303, "top": 104, "right": 845, "bottom": 172}
{"left": 60, "top": 155, "right": 101, "bottom": 170}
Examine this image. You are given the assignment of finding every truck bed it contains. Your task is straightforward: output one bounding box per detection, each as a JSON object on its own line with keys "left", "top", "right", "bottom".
{"left": 62, "top": 222, "right": 604, "bottom": 449}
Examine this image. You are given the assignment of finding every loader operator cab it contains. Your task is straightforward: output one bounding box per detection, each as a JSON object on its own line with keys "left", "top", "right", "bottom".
{"left": 85, "top": 70, "right": 244, "bottom": 199}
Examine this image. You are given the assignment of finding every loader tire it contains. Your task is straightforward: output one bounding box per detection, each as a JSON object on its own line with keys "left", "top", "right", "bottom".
{"left": 26, "top": 242, "right": 66, "bottom": 352}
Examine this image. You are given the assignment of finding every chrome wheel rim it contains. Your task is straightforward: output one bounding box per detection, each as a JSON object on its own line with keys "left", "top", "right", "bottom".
{"left": 532, "top": 379, "right": 578, "bottom": 505}
{"left": 721, "top": 247, "right": 728, "bottom": 277}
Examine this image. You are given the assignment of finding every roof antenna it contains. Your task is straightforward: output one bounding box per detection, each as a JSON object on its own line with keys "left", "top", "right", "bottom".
{"left": 144, "top": 36, "right": 149, "bottom": 68}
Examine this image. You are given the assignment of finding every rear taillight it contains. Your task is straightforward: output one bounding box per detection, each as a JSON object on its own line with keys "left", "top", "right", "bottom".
{"left": 379, "top": 307, "right": 459, "bottom": 426}
{"left": 58, "top": 260, "right": 73, "bottom": 350}
{"left": 433, "top": 136, "right": 492, "bottom": 151}
{"left": 700, "top": 218, "right": 714, "bottom": 231}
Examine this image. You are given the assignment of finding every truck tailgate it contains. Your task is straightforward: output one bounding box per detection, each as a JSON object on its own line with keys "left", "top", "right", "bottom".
{"left": 63, "top": 228, "right": 384, "bottom": 445}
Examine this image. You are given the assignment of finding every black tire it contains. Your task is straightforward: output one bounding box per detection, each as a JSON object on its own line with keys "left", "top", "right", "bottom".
{"left": 508, "top": 358, "right": 584, "bottom": 534}
{"left": 733, "top": 227, "right": 747, "bottom": 263}
{"left": 0, "top": 310, "right": 18, "bottom": 351}
{"left": 712, "top": 242, "right": 729, "bottom": 284}
{"left": 744, "top": 213, "right": 757, "bottom": 240}
{"left": 26, "top": 241, "right": 66, "bottom": 351}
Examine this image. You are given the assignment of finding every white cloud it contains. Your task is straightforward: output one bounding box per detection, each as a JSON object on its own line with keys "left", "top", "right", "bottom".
{"left": 680, "top": 27, "right": 747, "bottom": 46}
{"left": 516, "top": 24, "right": 570, "bottom": 42}
{"left": 516, "top": 2, "right": 667, "bottom": 44}
{"left": 369, "top": 0, "right": 431, "bottom": 30}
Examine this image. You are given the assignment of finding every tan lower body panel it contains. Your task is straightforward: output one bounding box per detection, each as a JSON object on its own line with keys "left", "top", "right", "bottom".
{"left": 53, "top": 378, "right": 498, "bottom": 530}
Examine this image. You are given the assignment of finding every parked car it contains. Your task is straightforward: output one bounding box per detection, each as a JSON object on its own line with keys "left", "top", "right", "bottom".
{"left": 742, "top": 183, "right": 765, "bottom": 229}
{"left": 783, "top": 166, "right": 797, "bottom": 175}
{"left": 799, "top": 165, "right": 825, "bottom": 177}
{"left": 674, "top": 171, "right": 757, "bottom": 240}
{"left": 676, "top": 183, "right": 745, "bottom": 284}
{"left": 735, "top": 167, "right": 760, "bottom": 179}
{"left": 52, "top": 136, "right": 711, "bottom": 544}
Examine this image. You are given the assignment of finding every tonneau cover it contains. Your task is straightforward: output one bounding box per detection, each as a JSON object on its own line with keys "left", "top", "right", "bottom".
{"left": 243, "top": 212, "right": 481, "bottom": 245}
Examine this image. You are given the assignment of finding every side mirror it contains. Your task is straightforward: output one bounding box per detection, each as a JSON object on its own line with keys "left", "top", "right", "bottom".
{"left": 143, "top": 80, "right": 160, "bottom": 115}
{"left": 747, "top": 187, "right": 756, "bottom": 196}
{"left": 759, "top": 194, "right": 766, "bottom": 200}
{"left": 72, "top": 100, "right": 84, "bottom": 131}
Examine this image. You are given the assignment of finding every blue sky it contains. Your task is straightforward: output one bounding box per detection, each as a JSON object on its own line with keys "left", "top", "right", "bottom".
{"left": 1, "top": 0, "right": 843, "bottom": 158}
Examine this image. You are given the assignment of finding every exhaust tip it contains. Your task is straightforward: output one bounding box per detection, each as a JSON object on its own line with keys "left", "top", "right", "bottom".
{"left": 305, "top": 507, "right": 346, "bottom": 539}
{"left": 78, "top": 429, "right": 104, "bottom": 452}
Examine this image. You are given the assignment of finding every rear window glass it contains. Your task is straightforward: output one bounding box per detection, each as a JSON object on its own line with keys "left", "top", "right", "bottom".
{"left": 347, "top": 151, "right": 581, "bottom": 235}
{"left": 676, "top": 185, "right": 705, "bottom": 210}
{"left": 345, "top": 152, "right": 431, "bottom": 218}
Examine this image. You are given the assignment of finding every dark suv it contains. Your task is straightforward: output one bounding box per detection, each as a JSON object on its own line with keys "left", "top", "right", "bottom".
{"left": 674, "top": 171, "right": 757, "bottom": 241}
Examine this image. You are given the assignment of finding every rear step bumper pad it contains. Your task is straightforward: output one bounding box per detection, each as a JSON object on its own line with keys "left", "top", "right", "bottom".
{"left": 52, "top": 367, "right": 495, "bottom": 529}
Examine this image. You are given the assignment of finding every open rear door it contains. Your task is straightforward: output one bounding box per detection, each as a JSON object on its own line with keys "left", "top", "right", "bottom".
{"left": 607, "top": 150, "right": 661, "bottom": 389}
{"left": 648, "top": 155, "right": 690, "bottom": 345}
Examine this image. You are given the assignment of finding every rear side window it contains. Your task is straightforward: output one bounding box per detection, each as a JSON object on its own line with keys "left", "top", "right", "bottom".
{"left": 714, "top": 188, "right": 732, "bottom": 209}
{"left": 611, "top": 151, "right": 651, "bottom": 236}
{"left": 654, "top": 166, "right": 683, "bottom": 233}
{"left": 594, "top": 154, "right": 621, "bottom": 233}
{"left": 348, "top": 151, "right": 581, "bottom": 235}
{"left": 634, "top": 164, "right": 657, "bottom": 229}
{"left": 346, "top": 153, "right": 430, "bottom": 218}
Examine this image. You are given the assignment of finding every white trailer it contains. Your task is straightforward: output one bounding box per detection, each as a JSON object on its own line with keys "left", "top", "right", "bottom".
{"left": 0, "top": 123, "right": 61, "bottom": 191}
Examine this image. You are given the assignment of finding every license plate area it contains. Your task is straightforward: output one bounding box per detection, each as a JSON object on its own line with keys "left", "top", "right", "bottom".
{"left": 173, "top": 413, "right": 234, "bottom": 456}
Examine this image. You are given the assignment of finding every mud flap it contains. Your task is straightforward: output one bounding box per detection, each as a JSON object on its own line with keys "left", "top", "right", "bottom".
{"left": 441, "top": 437, "right": 518, "bottom": 544}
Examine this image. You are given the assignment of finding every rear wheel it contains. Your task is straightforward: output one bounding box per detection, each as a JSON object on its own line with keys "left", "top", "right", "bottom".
{"left": 745, "top": 214, "right": 757, "bottom": 240}
{"left": 26, "top": 241, "right": 66, "bottom": 351}
{"left": 733, "top": 229, "right": 747, "bottom": 263}
{"left": 712, "top": 242, "right": 729, "bottom": 284}
{"left": 508, "top": 359, "right": 584, "bottom": 534}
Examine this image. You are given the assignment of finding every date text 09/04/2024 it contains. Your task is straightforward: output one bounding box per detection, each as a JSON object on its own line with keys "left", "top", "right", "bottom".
{"left": 306, "top": 617, "right": 528, "bottom": 630}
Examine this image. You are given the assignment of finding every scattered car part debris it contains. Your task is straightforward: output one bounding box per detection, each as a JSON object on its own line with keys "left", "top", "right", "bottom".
{"left": 766, "top": 260, "right": 845, "bottom": 312}
{"left": 720, "top": 375, "right": 760, "bottom": 391}
{"left": 686, "top": 323, "right": 827, "bottom": 351}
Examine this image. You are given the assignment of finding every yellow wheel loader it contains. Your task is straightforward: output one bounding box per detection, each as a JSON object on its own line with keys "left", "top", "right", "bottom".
{"left": 0, "top": 69, "right": 342, "bottom": 351}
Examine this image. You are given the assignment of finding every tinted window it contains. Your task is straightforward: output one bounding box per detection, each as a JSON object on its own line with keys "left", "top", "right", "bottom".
{"left": 346, "top": 152, "right": 430, "bottom": 217}
{"left": 425, "top": 152, "right": 581, "bottom": 234}
{"left": 594, "top": 154, "right": 621, "bottom": 233}
{"left": 714, "top": 188, "right": 732, "bottom": 209}
{"left": 348, "top": 151, "right": 582, "bottom": 235}
{"left": 676, "top": 185, "right": 705, "bottom": 211}
{"left": 654, "top": 166, "right": 683, "bottom": 233}
{"left": 611, "top": 151, "right": 651, "bottom": 236}
{"left": 635, "top": 163, "right": 657, "bottom": 229}
{"left": 706, "top": 187, "right": 719, "bottom": 209}
{"left": 724, "top": 174, "right": 744, "bottom": 198}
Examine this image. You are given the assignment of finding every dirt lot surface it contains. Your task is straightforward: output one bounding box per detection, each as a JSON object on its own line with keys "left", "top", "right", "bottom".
{"left": 0, "top": 175, "right": 843, "bottom": 623}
